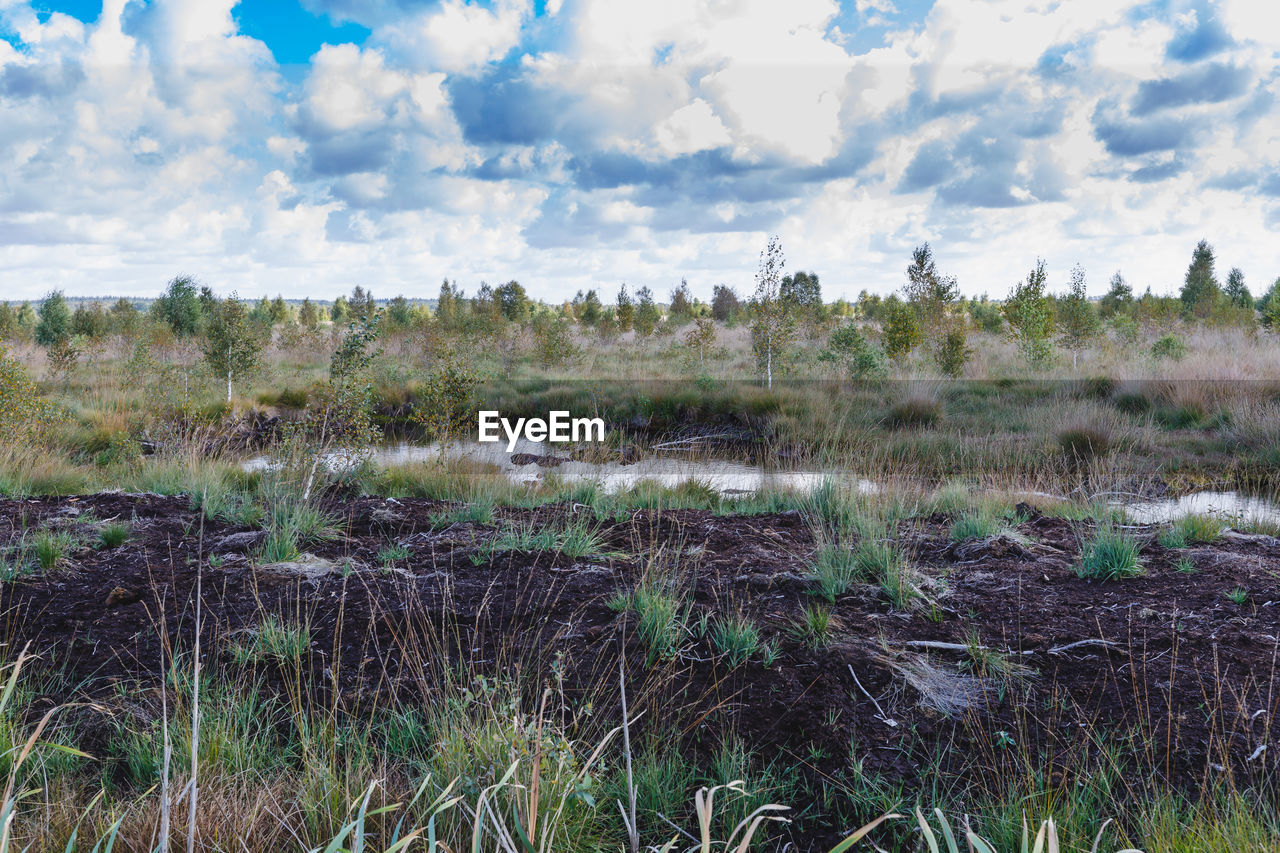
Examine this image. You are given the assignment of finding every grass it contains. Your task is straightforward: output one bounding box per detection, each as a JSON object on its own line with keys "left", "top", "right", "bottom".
{"left": 476, "top": 517, "right": 607, "bottom": 560}
{"left": 378, "top": 542, "right": 410, "bottom": 564}
{"left": 96, "top": 521, "right": 131, "bottom": 548}
{"left": 608, "top": 578, "right": 685, "bottom": 665}
{"left": 949, "top": 510, "right": 1001, "bottom": 542}
{"left": 850, "top": 532, "right": 920, "bottom": 609}
{"left": 1225, "top": 587, "right": 1249, "bottom": 604}
{"left": 1158, "top": 514, "right": 1227, "bottom": 548}
{"left": 710, "top": 613, "right": 764, "bottom": 667}
{"left": 256, "top": 500, "right": 337, "bottom": 563}
{"left": 7, "top": 321, "right": 1280, "bottom": 850}
{"left": 33, "top": 528, "right": 76, "bottom": 571}
{"left": 885, "top": 396, "right": 941, "bottom": 428}
{"left": 430, "top": 499, "right": 495, "bottom": 527}
{"left": 229, "top": 615, "right": 311, "bottom": 666}
{"left": 791, "top": 603, "right": 834, "bottom": 649}
{"left": 1076, "top": 524, "right": 1144, "bottom": 580}
{"left": 1057, "top": 423, "right": 1112, "bottom": 460}
{"left": 808, "top": 542, "right": 860, "bottom": 602}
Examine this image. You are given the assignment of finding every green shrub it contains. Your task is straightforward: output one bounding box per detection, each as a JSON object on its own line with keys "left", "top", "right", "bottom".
{"left": 1110, "top": 312, "right": 1139, "bottom": 345}
{"left": 933, "top": 326, "right": 972, "bottom": 378}
{"left": 0, "top": 346, "right": 58, "bottom": 442}
{"left": 1151, "top": 334, "right": 1187, "bottom": 361}
{"left": 818, "top": 324, "right": 887, "bottom": 381}
{"left": 1076, "top": 524, "right": 1143, "bottom": 580}
{"left": 93, "top": 431, "right": 142, "bottom": 468}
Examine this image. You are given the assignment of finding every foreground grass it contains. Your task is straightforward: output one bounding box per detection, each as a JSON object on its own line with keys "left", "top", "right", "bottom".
{"left": 5, "top": 638, "right": 1276, "bottom": 852}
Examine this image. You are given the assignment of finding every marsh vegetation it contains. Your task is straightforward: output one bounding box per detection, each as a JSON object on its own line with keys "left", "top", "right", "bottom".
{"left": 0, "top": 239, "right": 1278, "bottom": 850}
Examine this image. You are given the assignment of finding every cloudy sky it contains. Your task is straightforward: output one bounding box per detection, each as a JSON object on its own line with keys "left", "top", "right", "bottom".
{"left": 1, "top": 0, "right": 1277, "bottom": 303}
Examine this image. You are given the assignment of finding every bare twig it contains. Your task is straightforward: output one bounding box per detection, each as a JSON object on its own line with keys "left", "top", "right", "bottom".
{"left": 1048, "top": 638, "right": 1120, "bottom": 655}
{"left": 619, "top": 654, "right": 638, "bottom": 853}
{"left": 848, "top": 665, "right": 896, "bottom": 727}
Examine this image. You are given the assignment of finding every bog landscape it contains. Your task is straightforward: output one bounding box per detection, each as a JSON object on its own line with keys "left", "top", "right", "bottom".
{"left": 0, "top": 240, "right": 1278, "bottom": 851}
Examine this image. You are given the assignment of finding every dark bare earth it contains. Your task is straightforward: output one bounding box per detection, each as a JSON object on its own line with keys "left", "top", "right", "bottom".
{"left": 3, "top": 493, "right": 1279, "bottom": 843}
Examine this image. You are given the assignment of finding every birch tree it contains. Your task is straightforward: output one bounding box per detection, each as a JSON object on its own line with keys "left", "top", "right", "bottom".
{"left": 201, "top": 293, "right": 265, "bottom": 403}
{"left": 748, "top": 235, "right": 796, "bottom": 389}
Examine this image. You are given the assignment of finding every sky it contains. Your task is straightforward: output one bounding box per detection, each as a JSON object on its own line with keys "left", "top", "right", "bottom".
{"left": 0, "top": 0, "right": 1277, "bottom": 304}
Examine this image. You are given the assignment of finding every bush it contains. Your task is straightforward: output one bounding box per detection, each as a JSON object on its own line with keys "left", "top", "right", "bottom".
{"left": 94, "top": 431, "right": 142, "bottom": 467}
{"left": 1110, "top": 312, "right": 1139, "bottom": 345}
{"left": 1076, "top": 524, "right": 1143, "bottom": 580}
{"left": 1057, "top": 424, "right": 1112, "bottom": 460}
{"left": 885, "top": 396, "right": 941, "bottom": 428}
{"left": 413, "top": 360, "right": 480, "bottom": 440}
{"left": 1150, "top": 334, "right": 1187, "bottom": 361}
{"left": 933, "top": 326, "right": 971, "bottom": 378}
{"left": 0, "top": 346, "right": 56, "bottom": 445}
{"left": 818, "top": 324, "right": 886, "bottom": 381}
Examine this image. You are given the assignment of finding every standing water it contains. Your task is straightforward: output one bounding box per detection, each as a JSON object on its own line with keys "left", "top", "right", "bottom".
{"left": 243, "top": 440, "right": 1279, "bottom": 523}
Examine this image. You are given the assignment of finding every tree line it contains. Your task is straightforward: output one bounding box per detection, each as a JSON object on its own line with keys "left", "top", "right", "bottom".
{"left": 3, "top": 236, "right": 1278, "bottom": 390}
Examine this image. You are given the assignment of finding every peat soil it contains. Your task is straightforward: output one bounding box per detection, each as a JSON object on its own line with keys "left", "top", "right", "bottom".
{"left": 3, "top": 493, "right": 1280, "bottom": 843}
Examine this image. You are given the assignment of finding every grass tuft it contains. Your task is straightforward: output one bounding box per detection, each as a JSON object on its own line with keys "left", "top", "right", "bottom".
{"left": 230, "top": 615, "right": 311, "bottom": 666}
{"left": 791, "top": 603, "right": 834, "bottom": 649}
{"left": 1076, "top": 524, "right": 1143, "bottom": 580}
{"left": 33, "top": 529, "right": 76, "bottom": 572}
{"left": 1159, "top": 514, "right": 1226, "bottom": 549}
{"left": 97, "top": 522, "right": 131, "bottom": 549}
{"left": 710, "top": 614, "right": 764, "bottom": 667}
{"left": 807, "top": 543, "right": 860, "bottom": 602}
{"left": 885, "top": 396, "right": 941, "bottom": 428}
{"left": 608, "top": 579, "right": 685, "bottom": 666}
{"left": 1057, "top": 423, "right": 1112, "bottom": 460}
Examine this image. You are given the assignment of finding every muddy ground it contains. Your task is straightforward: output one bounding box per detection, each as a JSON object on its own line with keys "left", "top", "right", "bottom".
{"left": 2, "top": 493, "right": 1279, "bottom": 843}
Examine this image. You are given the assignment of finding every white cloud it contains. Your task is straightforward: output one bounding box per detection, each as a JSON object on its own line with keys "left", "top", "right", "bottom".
{"left": 375, "top": 0, "right": 530, "bottom": 73}
{"left": 653, "top": 98, "right": 731, "bottom": 156}
{"left": 0, "top": 0, "right": 1277, "bottom": 304}
{"left": 563, "top": 0, "right": 853, "bottom": 164}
